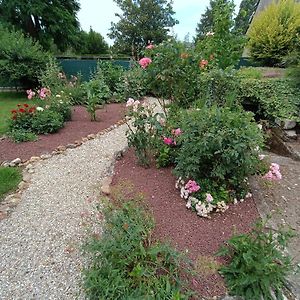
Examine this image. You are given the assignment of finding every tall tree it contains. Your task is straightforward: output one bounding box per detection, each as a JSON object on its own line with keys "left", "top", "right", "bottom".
{"left": 234, "top": 0, "right": 259, "bottom": 34}
{"left": 0, "top": 0, "right": 80, "bottom": 52}
{"left": 108, "top": 0, "right": 178, "bottom": 58}
{"left": 195, "top": 0, "right": 222, "bottom": 41}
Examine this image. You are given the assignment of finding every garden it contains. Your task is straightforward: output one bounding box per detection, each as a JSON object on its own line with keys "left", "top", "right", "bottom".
{"left": 1, "top": 0, "right": 300, "bottom": 299}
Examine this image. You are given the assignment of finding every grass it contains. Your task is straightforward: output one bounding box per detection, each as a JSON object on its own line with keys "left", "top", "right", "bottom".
{"left": 0, "top": 167, "right": 22, "bottom": 201}
{"left": 0, "top": 92, "right": 27, "bottom": 135}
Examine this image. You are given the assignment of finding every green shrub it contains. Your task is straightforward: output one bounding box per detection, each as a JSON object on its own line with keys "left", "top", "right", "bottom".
{"left": 8, "top": 129, "right": 37, "bottom": 143}
{"left": 31, "top": 110, "right": 64, "bottom": 134}
{"left": 195, "top": 0, "right": 245, "bottom": 69}
{"left": 237, "top": 78, "right": 300, "bottom": 121}
{"left": 117, "top": 64, "right": 149, "bottom": 101}
{"left": 96, "top": 60, "right": 125, "bottom": 95}
{"left": 8, "top": 103, "right": 36, "bottom": 132}
{"left": 197, "top": 68, "right": 239, "bottom": 107}
{"left": 83, "top": 196, "right": 194, "bottom": 299}
{"left": 0, "top": 167, "right": 22, "bottom": 200}
{"left": 0, "top": 24, "right": 49, "bottom": 87}
{"left": 48, "top": 95, "right": 72, "bottom": 121}
{"left": 218, "top": 219, "right": 295, "bottom": 300}
{"left": 174, "top": 106, "right": 264, "bottom": 195}
{"left": 248, "top": 0, "right": 300, "bottom": 66}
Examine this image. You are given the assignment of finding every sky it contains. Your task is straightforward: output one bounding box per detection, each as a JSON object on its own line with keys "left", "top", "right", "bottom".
{"left": 78, "top": 0, "right": 243, "bottom": 45}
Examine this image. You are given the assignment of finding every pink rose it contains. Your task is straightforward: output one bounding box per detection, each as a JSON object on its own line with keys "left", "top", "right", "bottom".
{"left": 185, "top": 180, "right": 200, "bottom": 193}
{"left": 139, "top": 57, "right": 152, "bottom": 69}
{"left": 146, "top": 44, "right": 154, "bottom": 50}
{"left": 172, "top": 128, "right": 182, "bottom": 136}
{"left": 206, "top": 193, "right": 213, "bottom": 203}
{"left": 126, "top": 98, "right": 135, "bottom": 107}
{"left": 163, "top": 137, "right": 173, "bottom": 145}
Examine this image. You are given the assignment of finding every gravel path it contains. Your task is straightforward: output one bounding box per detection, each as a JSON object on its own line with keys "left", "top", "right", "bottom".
{"left": 0, "top": 124, "right": 128, "bottom": 300}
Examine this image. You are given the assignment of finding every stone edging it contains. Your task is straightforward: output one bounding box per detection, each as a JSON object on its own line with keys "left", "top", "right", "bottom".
{"left": 0, "top": 119, "right": 126, "bottom": 221}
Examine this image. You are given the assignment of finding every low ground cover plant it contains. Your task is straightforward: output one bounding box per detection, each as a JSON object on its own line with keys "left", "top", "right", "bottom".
{"left": 218, "top": 218, "right": 295, "bottom": 300}
{"left": 83, "top": 196, "right": 194, "bottom": 299}
{"left": 0, "top": 167, "right": 22, "bottom": 200}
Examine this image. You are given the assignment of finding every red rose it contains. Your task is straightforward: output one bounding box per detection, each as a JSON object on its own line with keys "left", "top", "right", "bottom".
{"left": 24, "top": 104, "right": 29, "bottom": 108}
{"left": 19, "top": 108, "right": 25, "bottom": 113}
{"left": 11, "top": 110, "right": 17, "bottom": 114}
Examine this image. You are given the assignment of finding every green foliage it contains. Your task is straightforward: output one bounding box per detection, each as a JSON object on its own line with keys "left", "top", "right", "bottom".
{"left": 218, "top": 219, "right": 295, "bottom": 300}
{"left": 174, "top": 106, "right": 264, "bottom": 194}
{"left": 75, "top": 28, "right": 109, "bottom": 55}
{"left": 7, "top": 129, "right": 37, "bottom": 143}
{"left": 0, "top": 25, "right": 49, "bottom": 87}
{"left": 0, "top": 167, "right": 22, "bottom": 200}
{"left": 83, "top": 196, "right": 193, "bottom": 299}
{"left": 31, "top": 110, "right": 64, "bottom": 134}
{"left": 234, "top": 0, "right": 259, "bottom": 34}
{"left": 197, "top": 68, "right": 239, "bottom": 107}
{"left": 96, "top": 60, "right": 125, "bottom": 96}
{"left": 8, "top": 104, "right": 36, "bottom": 132}
{"left": 109, "top": 0, "right": 178, "bottom": 58}
{"left": 0, "top": 0, "right": 81, "bottom": 52}
{"left": 48, "top": 96, "right": 72, "bottom": 122}
{"left": 145, "top": 39, "right": 203, "bottom": 108}
{"left": 248, "top": 0, "right": 300, "bottom": 66}
{"left": 84, "top": 71, "right": 111, "bottom": 121}
{"left": 237, "top": 78, "right": 300, "bottom": 121}
{"left": 237, "top": 67, "right": 263, "bottom": 79}
{"left": 126, "top": 101, "right": 164, "bottom": 167}
{"left": 117, "top": 65, "right": 149, "bottom": 101}
{"left": 196, "top": 0, "right": 245, "bottom": 69}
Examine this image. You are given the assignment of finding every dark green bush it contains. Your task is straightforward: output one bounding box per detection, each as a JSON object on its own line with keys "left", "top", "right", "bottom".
{"left": 49, "top": 97, "right": 72, "bottom": 121}
{"left": 218, "top": 219, "right": 295, "bottom": 300}
{"left": 174, "top": 106, "right": 264, "bottom": 194}
{"left": 83, "top": 197, "right": 194, "bottom": 299}
{"left": 8, "top": 129, "right": 37, "bottom": 143}
{"left": 237, "top": 78, "right": 300, "bottom": 121}
{"left": 0, "top": 24, "right": 49, "bottom": 87}
{"left": 31, "top": 110, "right": 64, "bottom": 134}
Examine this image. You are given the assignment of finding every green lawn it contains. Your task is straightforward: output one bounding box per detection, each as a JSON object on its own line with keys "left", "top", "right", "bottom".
{"left": 0, "top": 92, "right": 28, "bottom": 135}
{"left": 0, "top": 167, "right": 22, "bottom": 201}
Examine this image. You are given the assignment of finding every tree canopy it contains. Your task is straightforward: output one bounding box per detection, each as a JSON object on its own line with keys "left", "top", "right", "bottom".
{"left": 234, "top": 0, "right": 259, "bottom": 34}
{"left": 109, "top": 0, "right": 178, "bottom": 58}
{"left": 0, "top": 0, "right": 80, "bottom": 52}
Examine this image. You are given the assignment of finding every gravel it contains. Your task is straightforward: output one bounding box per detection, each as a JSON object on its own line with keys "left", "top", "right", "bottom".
{"left": 0, "top": 124, "right": 128, "bottom": 300}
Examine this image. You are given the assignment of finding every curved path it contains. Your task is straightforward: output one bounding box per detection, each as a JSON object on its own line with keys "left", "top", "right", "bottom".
{"left": 0, "top": 124, "right": 128, "bottom": 299}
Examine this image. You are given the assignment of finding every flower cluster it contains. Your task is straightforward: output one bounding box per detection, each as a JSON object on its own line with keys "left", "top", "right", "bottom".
{"left": 126, "top": 98, "right": 140, "bottom": 111}
{"left": 139, "top": 57, "right": 152, "bottom": 69}
{"left": 263, "top": 163, "right": 282, "bottom": 181}
{"left": 11, "top": 103, "right": 36, "bottom": 120}
{"left": 146, "top": 43, "right": 154, "bottom": 50}
{"left": 26, "top": 89, "right": 35, "bottom": 100}
{"left": 199, "top": 59, "right": 209, "bottom": 69}
{"left": 163, "top": 128, "right": 182, "bottom": 146}
{"left": 175, "top": 178, "right": 231, "bottom": 218}
{"left": 26, "top": 87, "right": 51, "bottom": 100}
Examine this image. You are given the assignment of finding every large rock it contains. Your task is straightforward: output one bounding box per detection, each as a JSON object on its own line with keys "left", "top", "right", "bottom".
{"left": 101, "top": 176, "right": 113, "bottom": 195}
{"left": 276, "top": 119, "right": 297, "bottom": 130}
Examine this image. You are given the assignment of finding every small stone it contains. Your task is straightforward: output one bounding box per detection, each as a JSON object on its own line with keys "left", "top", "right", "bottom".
{"left": 10, "top": 158, "right": 22, "bottom": 166}
{"left": 56, "top": 146, "right": 66, "bottom": 152}
{"left": 40, "top": 154, "right": 52, "bottom": 160}
{"left": 30, "top": 156, "right": 41, "bottom": 163}
{"left": 101, "top": 176, "right": 112, "bottom": 195}
{"left": 74, "top": 140, "right": 82, "bottom": 146}
{"left": 285, "top": 130, "right": 297, "bottom": 140}
{"left": 1, "top": 161, "right": 10, "bottom": 167}
{"left": 25, "top": 164, "right": 33, "bottom": 170}
{"left": 18, "top": 181, "right": 29, "bottom": 190}
{"left": 82, "top": 137, "right": 88, "bottom": 142}
{"left": 87, "top": 134, "right": 96, "bottom": 140}
{"left": 27, "top": 169, "right": 35, "bottom": 174}
{"left": 66, "top": 144, "right": 77, "bottom": 149}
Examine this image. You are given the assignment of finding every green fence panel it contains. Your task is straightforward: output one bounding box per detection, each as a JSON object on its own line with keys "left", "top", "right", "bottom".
{"left": 57, "top": 59, "right": 131, "bottom": 81}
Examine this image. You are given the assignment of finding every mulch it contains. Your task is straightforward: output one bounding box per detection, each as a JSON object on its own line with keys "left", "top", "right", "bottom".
{"left": 111, "top": 149, "right": 260, "bottom": 299}
{"left": 0, "top": 104, "right": 125, "bottom": 163}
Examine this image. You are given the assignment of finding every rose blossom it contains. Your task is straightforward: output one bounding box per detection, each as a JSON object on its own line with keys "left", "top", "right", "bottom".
{"left": 206, "top": 193, "right": 213, "bottom": 203}
{"left": 172, "top": 128, "right": 182, "bottom": 136}
{"left": 163, "top": 137, "right": 173, "bottom": 145}
{"left": 126, "top": 98, "right": 135, "bottom": 107}
{"left": 139, "top": 57, "right": 152, "bottom": 69}
{"left": 185, "top": 180, "right": 200, "bottom": 193}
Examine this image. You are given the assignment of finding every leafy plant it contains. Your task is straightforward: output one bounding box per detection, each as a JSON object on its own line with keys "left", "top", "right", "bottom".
{"left": 31, "top": 110, "right": 64, "bottom": 134}
{"left": 126, "top": 99, "right": 164, "bottom": 167}
{"left": 237, "top": 67, "right": 263, "bottom": 79}
{"left": 237, "top": 78, "right": 300, "bottom": 121}
{"left": 48, "top": 94, "right": 72, "bottom": 122}
{"left": 0, "top": 24, "right": 49, "bottom": 87}
{"left": 248, "top": 0, "right": 300, "bottom": 66}
{"left": 7, "top": 129, "right": 37, "bottom": 143}
{"left": 174, "top": 106, "right": 264, "bottom": 196}
{"left": 83, "top": 196, "right": 194, "bottom": 299}
{"left": 8, "top": 103, "right": 36, "bottom": 132}
{"left": 218, "top": 218, "right": 295, "bottom": 300}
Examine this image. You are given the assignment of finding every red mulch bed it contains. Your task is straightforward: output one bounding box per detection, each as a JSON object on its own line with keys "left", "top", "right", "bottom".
{"left": 112, "top": 149, "right": 260, "bottom": 298}
{"left": 0, "top": 104, "right": 125, "bottom": 163}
